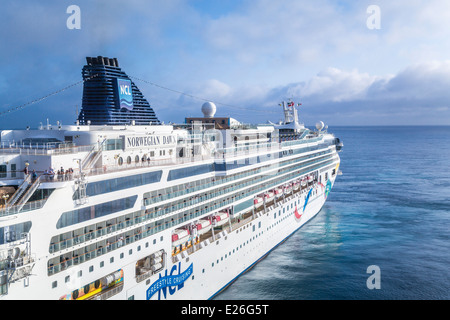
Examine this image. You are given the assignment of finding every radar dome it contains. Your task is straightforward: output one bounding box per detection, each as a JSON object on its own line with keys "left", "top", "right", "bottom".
{"left": 201, "top": 102, "right": 216, "bottom": 118}
{"left": 316, "top": 121, "right": 324, "bottom": 131}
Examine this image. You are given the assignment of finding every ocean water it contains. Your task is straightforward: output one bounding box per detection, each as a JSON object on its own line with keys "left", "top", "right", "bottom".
{"left": 215, "top": 126, "right": 450, "bottom": 300}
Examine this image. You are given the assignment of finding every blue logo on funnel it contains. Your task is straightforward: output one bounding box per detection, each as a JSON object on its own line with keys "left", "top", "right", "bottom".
{"left": 115, "top": 78, "right": 134, "bottom": 110}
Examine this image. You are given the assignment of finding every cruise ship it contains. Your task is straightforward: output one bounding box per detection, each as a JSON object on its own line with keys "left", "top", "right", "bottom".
{"left": 0, "top": 56, "right": 342, "bottom": 300}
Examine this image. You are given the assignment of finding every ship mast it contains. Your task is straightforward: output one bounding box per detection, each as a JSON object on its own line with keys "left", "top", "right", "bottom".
{"left": 281, "top": 99, "right": 301, "bottom": 124}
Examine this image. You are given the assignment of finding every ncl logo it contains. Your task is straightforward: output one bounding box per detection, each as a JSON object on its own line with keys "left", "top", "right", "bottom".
{"left": 146, "top": 262, "right": 193, "bottom": 300}
{"left": 115, "top": 78, "right": 134, "bottom": 111}
{"left": 120, "top": 84, "right": 131, "bottom": 96}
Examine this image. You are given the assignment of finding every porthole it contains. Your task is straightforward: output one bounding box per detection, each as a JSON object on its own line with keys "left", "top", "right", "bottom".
{"left": 118, "top": 157, "right": 123, "bottom": 165}
{"left": 135, "top": 155, "right": 140, "bottom": 163}
{"left": 127, "top": 156, "right": 132, "bottom": 164}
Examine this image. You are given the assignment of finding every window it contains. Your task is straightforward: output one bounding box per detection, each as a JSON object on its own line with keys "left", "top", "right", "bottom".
{"left": 168, "top": 164, "right": 214, "bottom": 181}
{"left": 127, "top": 156, "right": 132, "bottom": 164}
{"left": 11, "top": 164, "right": 16, "bottom": 178}
{"left": 0, "top": 165, "right": 6, "bottom": 178}
{"left": 118, "top": 157, "right": 123, "bottom": 165}
{"left": 79, "top": 171, "right": 162, "bottom": 198}
{"left": 57, "top": 196, "right": 137, "bottom": 228}
{"left": 106, "top": 139, "right": 123, "bottom": 150}
{"left": 0, "top": 221, "right": 32, "bottom": 244}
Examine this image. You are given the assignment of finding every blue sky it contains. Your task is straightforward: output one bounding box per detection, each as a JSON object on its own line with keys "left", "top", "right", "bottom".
{"left": 1, "top": 0, "right": 450, "bottom": 129}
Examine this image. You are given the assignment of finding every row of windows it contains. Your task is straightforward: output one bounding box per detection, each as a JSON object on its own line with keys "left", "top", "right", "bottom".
{"left": 167, "top": 164, "right": 215, "bottom": 181}
{"left": 214, "top": 141, "right": 330, "bottom": 171}
{"left": 48, "top": 161, "right": 334, "bottom": 275}
{"left": 0, "top": 222, "right": 32, "bottom": 245}
{"left": 117, "top": 150, "right": 170, "bottom": 166}
{"left": 141, "top": 153, "right": 334, "bottom": 222}
{"left": 47, "top": 164, "right": 332, "bottom": 276}
{"left": 168, "top": 140, "right": 331, "bottom": 180}
{"left": 51, "top": 239, "right": 159, "bottom": 290}
{"left": 144, "top": 148, "right": 333, "bottom": 207}
{"left": 74, "top": 171, "right": 162, "bottom": 200}
{"left": 57, "top": 195, "right": 137, "bottom": 229}
{"left": 48, "top": 228, "right": 165, "bottom": 277}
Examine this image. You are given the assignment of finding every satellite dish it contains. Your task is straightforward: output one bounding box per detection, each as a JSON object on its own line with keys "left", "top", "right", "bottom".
{"left": 315, "top": 121, "right": 324, "bottom": 131}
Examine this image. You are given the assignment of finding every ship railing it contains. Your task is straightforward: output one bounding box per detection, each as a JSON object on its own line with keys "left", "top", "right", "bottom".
{"left": 0, "top": 143, "right": 93, "bottom": 156}
{"left": 0, "top": 198, "right": 47, "bottom": 217}
{"left": 280, "top": 135, "right": 322, "bottom": 147}
{"left": 79, "top": 154, "right": 214, "bottom": 177}
{"left": 215, "top": 136, "right": 325, "bottom": 160}
{"left": 217, "top": 141, "right": 280, "bottom": 157}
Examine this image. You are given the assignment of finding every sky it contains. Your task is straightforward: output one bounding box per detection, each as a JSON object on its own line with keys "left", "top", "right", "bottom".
{"left": 1, "top": 0, "right": 450, "bottom": 129}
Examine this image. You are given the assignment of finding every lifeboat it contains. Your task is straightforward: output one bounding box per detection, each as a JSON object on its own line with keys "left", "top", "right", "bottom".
{"left": 264, "top": 192, "right": 275, "bottom": 202}
{"left": 284, "top": 184, "right": 292, "bottom": 194}
{"left": 172, "top": 229, "right": 190, "bottom": 247}
{"left": 196, "top": 219, "right": 212, "bottom": 235}
{"left": 214, "top": 211, "right": 230, "bottom": 227}
{"left": 293, "top": 181, "right": 300, "bottom": 191}
{"left": 253, "top": 196, "right": 264, "bottom": 208}
{"left": 272, "top": 188, "right": 283, "bottom": 199}
{"left": 301, "top": 178, "right": 307, "bottom": 187}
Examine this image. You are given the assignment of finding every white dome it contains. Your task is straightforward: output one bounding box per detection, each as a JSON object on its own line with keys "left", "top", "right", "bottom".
{"left": 201, "top": 102, "right": 216, "bottom": 118}
{"left": 315, "top": 121, "right": 324, "bottom": 131}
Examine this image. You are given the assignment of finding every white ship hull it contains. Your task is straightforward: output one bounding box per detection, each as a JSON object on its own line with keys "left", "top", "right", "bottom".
{"left": 1, "top": 163, "right": 338, "bottom": 300}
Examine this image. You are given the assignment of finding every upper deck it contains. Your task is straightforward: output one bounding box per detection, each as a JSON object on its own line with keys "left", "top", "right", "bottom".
{"left": 0, "top": 120, "right": 338, "bottom": 217}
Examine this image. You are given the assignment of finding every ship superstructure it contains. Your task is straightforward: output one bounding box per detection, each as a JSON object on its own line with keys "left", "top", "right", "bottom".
{"left": 0, "top": 57, "right": 342, "bottom": 300}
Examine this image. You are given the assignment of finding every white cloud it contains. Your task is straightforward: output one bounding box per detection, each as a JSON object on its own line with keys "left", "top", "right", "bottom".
{"left": 197, "top": 79, "right": 232, "bottom": 99}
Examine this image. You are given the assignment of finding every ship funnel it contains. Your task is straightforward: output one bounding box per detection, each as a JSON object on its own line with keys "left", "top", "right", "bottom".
{"left": 77, "top": 56, "right": 160, "bottom": 126}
